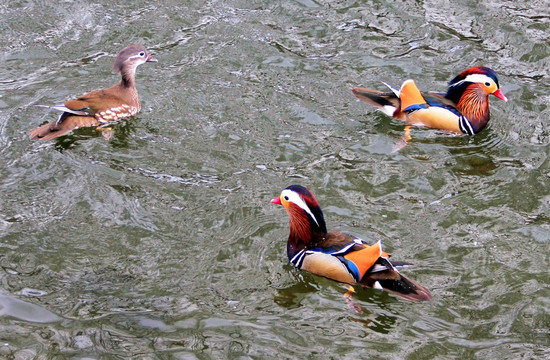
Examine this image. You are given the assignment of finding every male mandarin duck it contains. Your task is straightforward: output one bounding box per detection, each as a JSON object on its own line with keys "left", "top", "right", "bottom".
{"left": 271, "top": 185, "right": 432, "bottom": 302}
{"left": 29, "top": 44, "right": 157, "bottom": 140}
{"left": 352, "top": 66, "right": 507, "bottom": 141}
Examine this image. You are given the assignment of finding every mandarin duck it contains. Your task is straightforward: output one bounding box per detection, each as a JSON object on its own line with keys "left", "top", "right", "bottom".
{"left": 29, "top": 44, "right": 157, "bottom": 140}
{"left": 272, "top": 185, "right": 432, "bottom": 303}
{"left": 352, "top": 66, "right": 507, "bottom": 148}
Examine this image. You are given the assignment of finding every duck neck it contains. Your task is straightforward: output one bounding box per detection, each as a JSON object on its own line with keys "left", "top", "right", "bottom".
{"left": 287, "top": 213, "right": 326, "bottom": 259}
{"left": 115, "top": 68, "right": 140, "bottom": 109}
{"left": 119, "top": 66, "right": 137, "bottom": 89}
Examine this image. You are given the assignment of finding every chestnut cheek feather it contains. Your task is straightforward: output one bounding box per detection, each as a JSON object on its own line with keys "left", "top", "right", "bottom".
{"left": 287, "top": 205, "right": 312, "bottom": 240}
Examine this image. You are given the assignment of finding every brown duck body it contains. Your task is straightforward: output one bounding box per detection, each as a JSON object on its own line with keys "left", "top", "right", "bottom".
{"left": 29, "top": 44, "right": 156, "bottom": 140}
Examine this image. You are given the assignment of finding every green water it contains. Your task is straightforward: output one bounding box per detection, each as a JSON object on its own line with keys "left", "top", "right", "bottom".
{"left": 1, "top": 1, "right": 549, "bottom": 359}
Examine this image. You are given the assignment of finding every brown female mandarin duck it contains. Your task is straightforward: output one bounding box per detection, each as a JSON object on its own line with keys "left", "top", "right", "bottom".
{"left": 272, "top": 185, "right": 432, "bottom": 302}
{"left": 29, "top": 44, "right": 157, "bottom": 140}
{"left": 352, "top": 66, "right": 507, "bottom": 135}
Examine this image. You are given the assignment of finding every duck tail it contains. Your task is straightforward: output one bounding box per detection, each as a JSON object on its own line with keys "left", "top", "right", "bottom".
{"left": 362, "top": 257, "right": 432, "bottom": 301}
{"left": 29, "top": 115, "right": 100, "bottom": 140}
{"left": 364, "top": 268, "right": 432, "bottom": 302}
{"left": 352, "top": 87, "right": 400, "bottom": 117}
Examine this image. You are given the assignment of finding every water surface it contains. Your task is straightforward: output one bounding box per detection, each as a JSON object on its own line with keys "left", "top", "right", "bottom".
{"left": 1, "top": 0, "right": 549, "bottom": 358}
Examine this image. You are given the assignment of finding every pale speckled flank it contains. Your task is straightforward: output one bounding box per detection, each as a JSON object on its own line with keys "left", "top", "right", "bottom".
{"left": 95, "top": 105, "right": 139, "bottom": 123}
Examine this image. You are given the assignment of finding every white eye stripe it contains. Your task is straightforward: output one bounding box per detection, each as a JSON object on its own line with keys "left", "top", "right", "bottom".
{"left": 128, "top": 54, "right": 146, "bottom": 60}
{"left": 281, "top": 189, "right": 320, "bottom": 226}
{"left": 452, "top": 74, "right": 494, "bottom": 87}
{"left": 463, "top": 74, "right": 494, "bottom": 84}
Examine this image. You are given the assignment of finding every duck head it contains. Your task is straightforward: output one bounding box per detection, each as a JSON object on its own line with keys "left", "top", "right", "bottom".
{"left": 113, "top": 44, "right": 157, "bottom": 87}
{"left": 272, "top": 185, "right": 327, "bottom": 256}
{"left": 446, "top": 66, "right": 507, "bottom": 133}
{"left": 446, "top": 66, "right": 507, "bottom": 103}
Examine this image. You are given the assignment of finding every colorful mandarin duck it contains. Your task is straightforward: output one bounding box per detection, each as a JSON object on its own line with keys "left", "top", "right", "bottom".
{"left": 29, "top": 44, "right": 157, "bottom": 140}
{"left": 352, "top": 66, "right": 507, "bottom": 136}
{"left": 271, "top": 185, "right": 432, "bottom": 302}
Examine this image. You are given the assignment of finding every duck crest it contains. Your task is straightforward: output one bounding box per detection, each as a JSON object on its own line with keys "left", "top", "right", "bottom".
{"left": 449, "top": 66, "right": 499, "bottom": 86}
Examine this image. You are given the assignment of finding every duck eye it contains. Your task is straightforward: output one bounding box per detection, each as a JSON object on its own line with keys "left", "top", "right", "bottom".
{"left": 485, "top": 82, "right": 491, "bottom": 87}
{"left": 284, "top": 196, "right": 289, "bottom": 201}
{"left": 139, "top": 52, "right": 145, "bottom": 57}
